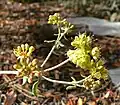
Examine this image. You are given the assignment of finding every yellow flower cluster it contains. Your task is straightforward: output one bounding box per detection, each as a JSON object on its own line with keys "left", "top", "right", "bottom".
{"left": 83, "top": 78, "right": 101, "bottom": 90}
{"left": 48, "top": 13, "right": 74, "bottom": 33}
{"left": 67, "top": 33, "right": 108, "bottom": 90}
{"left": 13, "top": 44, "right": 40, "bottom": 80}
{"left": 13, "top": 58, "right": 39, "bottom": 76}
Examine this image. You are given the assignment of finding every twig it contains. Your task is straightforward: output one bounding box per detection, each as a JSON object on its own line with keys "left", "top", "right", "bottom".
{"left": 41, "top": 98, "right": 50, "bottom": 105}
{"left": 15, "top": 86, "right": 39, "bottom": 101}
{"left": 113, "top": 82, "right": 120, "bottom": 90}
{"left": 91, "top": 90, "right": 96, "bottom": 98}
{"left": 0, "top": 71, "right": 19, "bottom": 75}
{"left": 41, "top": 28, "right": 68, "bottom": 68}
{"left": 3, "top": 75, "right": 40, "bottom": 101}
{"left": 0, "top": 77, "right": 21, "bottom": 89}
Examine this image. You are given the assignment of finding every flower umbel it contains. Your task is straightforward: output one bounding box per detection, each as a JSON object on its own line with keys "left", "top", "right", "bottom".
{"left": 48, "top": 13, "right": 74, "bottom": 34}
{"left": 13, "top": 44, "right": 40, "bottom": 78}
{"left": 67, "top": 33, "right": 108, "bottom": 90}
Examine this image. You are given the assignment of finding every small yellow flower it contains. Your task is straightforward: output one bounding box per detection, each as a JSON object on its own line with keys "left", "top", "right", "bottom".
{"left": 32, "top": 59, "right": 38, "bottom": 66}
{"left": 13, "top": 43, "right": 35, "bottom": 59}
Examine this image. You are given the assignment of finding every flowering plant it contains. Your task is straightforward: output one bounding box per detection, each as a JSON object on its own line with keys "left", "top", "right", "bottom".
{"left": 67, "top": 33, "right": 108, "bottom": 89}
{"left": 10, "top": 13, "right": 108, "bottom": 96}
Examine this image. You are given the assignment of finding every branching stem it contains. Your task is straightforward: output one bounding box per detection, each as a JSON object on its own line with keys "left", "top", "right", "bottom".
{"left": 0, "top": 58, "right": 70, "bottom": 75}
{"left": 41, "top": 27, "right": 68, "bottom": 68}
{"left": 40, "top": 45, "right": 56, "bottom": 68}
{"left": 42, "top": 75, "right": 91, "bottom": 85}
{"left": 44, "top": 58, "right": 70, "bottom": 72}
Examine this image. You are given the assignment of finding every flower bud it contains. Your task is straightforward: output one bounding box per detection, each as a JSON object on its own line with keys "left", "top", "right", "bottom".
{"left": 28, "top": 62, "right": 32, "bottom": 67}
{"left": 91, "top": 47, "right": 100, "bottom": 60}
{"left": 28, "top": 77, "right": 33, "bottom": 83}
{"left": 27, "top": 52, "right": 31, "bottom": 57}
{"left": 26, "top": 58, "right": 30, "bottom": 64}
{"left": 20, "top": 58, "right": 25, "bottom": 65}
{"left": 21, "top": 44, "right": 25, "bottom": 51}
{"left": 13, "top": 64, "right": 18, "bottom": 69}
{"left": 17, "top": 46, "right": 21, "bottom": 52}
{"left": 25, "top": 43, "right": 29, "bottom": 52}
{"left": 13, "top": 64, "right": 22, "bottom": 72}
{"left": 70, "top": 25, "right": 74, "bottom": 29}
{"left": 34, "top": 71, "right": 40, "bottom": 77}
{"left": 28, "top": 46, "right": 35, "bottom": 54}
{"left": 32, "top": 59, "right": 38, "bottom": 66}
{"left": 31, "top": 67, "right": 35, "bottom": 71}
{"left": 13, "top": 46, "right": 21, "bottom": 57}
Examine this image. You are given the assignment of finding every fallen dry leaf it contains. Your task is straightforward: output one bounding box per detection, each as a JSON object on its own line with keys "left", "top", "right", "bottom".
{"left": 87, "top": 101, "right": 97, "bottom": 105}
{"left": 66, "top": 99, "right": 75, "bottom": 105}
{"left": 77, "top": 98, "right": 83, "bottom": 105}
{"left": 20, "top": 102, "right": 28, "bottom": 105}
{"left": 4, "top": 89, "right": 17, "bottom": 105}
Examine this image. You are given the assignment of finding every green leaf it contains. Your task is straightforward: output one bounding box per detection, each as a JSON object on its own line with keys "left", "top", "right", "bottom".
{"left": 66, "top": 85, "right": 76, "bottom": 90}
{"left": 32, "top": 81, "right": 39, "bottom": 96}
{"left": 22, "top": 76, "right": 28, "bottom": 85}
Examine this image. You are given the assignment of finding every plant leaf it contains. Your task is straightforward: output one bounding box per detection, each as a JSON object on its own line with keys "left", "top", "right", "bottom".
{"left": 77, "top": 98, "right": 83, "bottom": 105}
{"left": 4, "top": 90, "right": 17, "bottom": 105}
{"left": 66, "top": 99, "right": 74, "bottom": 105}
{"left": 22, "top": 76, "right": 28, "bottom": 85}
{"left": 66, "top": 85, "right": 76, "bottom": 90}
{"left": 32, "top": 81, "right": 38, "bottom": 96}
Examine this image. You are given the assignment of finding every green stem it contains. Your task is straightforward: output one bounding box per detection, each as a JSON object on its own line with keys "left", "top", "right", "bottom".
{"left": 41, "top": 27, "right": 68, "bottom": 68}
{"left": 42, "top": 75, "right": 91, "bottom": 85}
{"left": 40, "top": 45, "right": 56, "bottom": 68}
{"left": 44, "top": 58, "right": 70, "bottom": 72}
